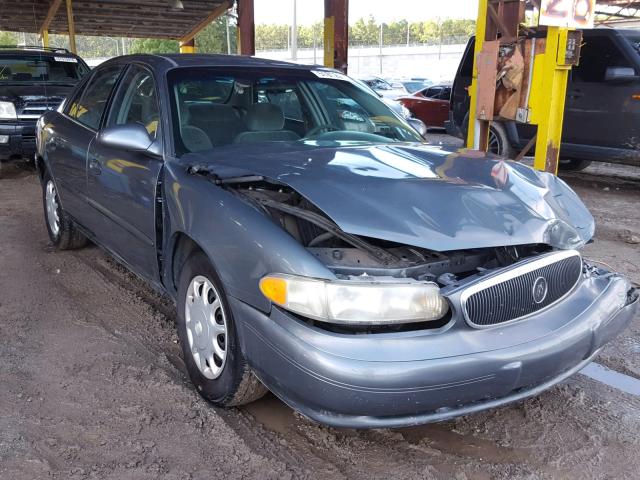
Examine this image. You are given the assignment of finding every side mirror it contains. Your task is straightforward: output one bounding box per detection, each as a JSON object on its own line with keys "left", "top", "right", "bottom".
{"left": 605, "top": 66, "right": 639, "bottom": 84}
{"left": 97, "top": 123, "right": 161, "bottom": 157}
{"left": 408, "top": 117, "right": 427, "bottom": 137}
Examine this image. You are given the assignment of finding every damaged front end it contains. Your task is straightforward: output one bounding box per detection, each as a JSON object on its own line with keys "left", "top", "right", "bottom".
{"left": 189, "top": 161, "right": 576, "bottom": 333}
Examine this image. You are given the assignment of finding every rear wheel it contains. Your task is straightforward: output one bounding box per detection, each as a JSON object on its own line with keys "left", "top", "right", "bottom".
{"left": 177, "top": 251, "right": 267, "bottom": 406}
{"left": 559, "top": 158, "right": 592, "bottom": 171}
{"left": 460, "top": 113, "right": 515, "bottom": 159}
{"left": 42, "top": 170, "right": 88, "bottom": 250}
{"left": 488, "top": 122, "right": 515, "bottom": 159}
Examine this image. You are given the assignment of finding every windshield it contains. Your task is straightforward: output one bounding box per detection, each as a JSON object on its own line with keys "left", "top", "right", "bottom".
{"left": 0, "top": 55, "right": 88, "bottom": 84}
{"left": 168, "top": 67, "right": 423, "bottom": 156}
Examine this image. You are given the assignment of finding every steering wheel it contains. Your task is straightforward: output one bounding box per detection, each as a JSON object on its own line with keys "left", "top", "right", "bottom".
{"left": 305, "top": 125, "right": 340, "bottom": 138}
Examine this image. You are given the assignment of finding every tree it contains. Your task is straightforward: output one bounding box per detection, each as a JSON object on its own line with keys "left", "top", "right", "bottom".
{"left": 0, "top": 31, "right": 17, "bottom": 46}
{"left": 129, "top": 38, "right": 179, "bottom": 54}
{"left": 196, "top": 16, "right": 236, "bottom": 54}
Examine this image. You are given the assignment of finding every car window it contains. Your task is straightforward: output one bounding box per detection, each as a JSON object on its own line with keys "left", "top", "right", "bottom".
{"left": 0, "top": 55, "right": 87, "bottom": 84}
{"left": 107, "top": 66, "right": 159, "bottom": 139}
{"left": 68, "top": 66, "right": 122, "bottom": 130}
{"left": 425, "top": 87, "right": 441, "bottom": 98}
{"left": 168, "top": 68, "right": 423, "bottom": 156}
{"left": 572, "top": 36, "right": 633, "bottom": 83}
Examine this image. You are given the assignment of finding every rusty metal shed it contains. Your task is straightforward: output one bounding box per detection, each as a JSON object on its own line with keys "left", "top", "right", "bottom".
{"left": 0, "top": 0, "right": 232, "bottom": 40}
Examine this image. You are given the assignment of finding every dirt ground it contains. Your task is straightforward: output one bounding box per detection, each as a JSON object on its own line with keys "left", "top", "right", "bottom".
{"left": 1, "top": 147, "right": 639, "bottom": 479}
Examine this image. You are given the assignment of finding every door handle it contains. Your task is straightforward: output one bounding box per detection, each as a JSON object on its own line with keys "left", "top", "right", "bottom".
{"left": 88, "top": 156, "right": 102, "bottom": 176}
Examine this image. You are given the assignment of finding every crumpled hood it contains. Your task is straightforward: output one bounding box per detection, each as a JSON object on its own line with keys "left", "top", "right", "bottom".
{"left": 187, "top": 142, "right": 595, "bottom": 252}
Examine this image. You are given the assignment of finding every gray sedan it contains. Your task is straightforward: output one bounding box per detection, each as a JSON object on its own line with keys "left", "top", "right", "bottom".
{"left": 36, "top": 54, "right": 638, "bottom": 428}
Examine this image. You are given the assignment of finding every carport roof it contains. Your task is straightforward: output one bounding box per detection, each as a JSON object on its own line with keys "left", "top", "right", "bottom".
{"left": 0, "top": 0, "right": 232, "bottom": 40}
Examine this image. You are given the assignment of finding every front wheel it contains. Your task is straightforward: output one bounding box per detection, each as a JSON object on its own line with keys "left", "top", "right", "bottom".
{"left": 177, "top": 251, "right": 267, "bottom": 406}
{"left": 42, "top": 170, "right": 87, "bottom": 250}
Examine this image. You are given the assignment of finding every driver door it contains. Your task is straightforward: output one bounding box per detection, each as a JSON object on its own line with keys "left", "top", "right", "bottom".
{"left": 86, "top": 65, "right": 164, "bottom": 281}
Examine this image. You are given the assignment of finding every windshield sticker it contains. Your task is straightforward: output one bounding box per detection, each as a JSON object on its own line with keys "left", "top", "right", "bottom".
{"left": 54, "top": 56, "right": 78, "bottom": 63}
{"left": 311, "top": 70, "right": 349, "bottom": 81}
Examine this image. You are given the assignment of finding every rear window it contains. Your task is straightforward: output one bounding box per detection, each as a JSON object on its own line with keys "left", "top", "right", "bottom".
{"left": 0, "top": 55, "right": 88, "bottom": 84}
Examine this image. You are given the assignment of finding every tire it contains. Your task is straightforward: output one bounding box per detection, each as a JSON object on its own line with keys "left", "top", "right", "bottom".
{"left": 559, "top": 158, "right": 592, "bottom": 171}
{"left": 460, "top": 112, "right": 515, "bottom": 159}
{"left": 488, "top": 122, "right": 515, "bottom": 159}
{"left": 42, "top": 170, "right": 88, "bottom": 250}
{"left": 177, "top": 251, "right": 267, "bottom": 407}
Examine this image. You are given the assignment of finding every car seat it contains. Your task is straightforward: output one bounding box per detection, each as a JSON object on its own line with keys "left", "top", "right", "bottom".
{"left": 233, "top": 104, "right": 300, "bottom": 144}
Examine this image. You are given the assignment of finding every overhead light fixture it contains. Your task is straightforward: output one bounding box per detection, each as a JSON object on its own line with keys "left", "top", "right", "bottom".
{"left": 169, "top": 0, "right": 184, "bottom": 10}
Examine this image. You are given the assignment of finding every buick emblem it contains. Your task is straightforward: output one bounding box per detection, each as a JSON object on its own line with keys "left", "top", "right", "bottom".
{"left": 532, "top": 276, "right": 548, "bottom": 304}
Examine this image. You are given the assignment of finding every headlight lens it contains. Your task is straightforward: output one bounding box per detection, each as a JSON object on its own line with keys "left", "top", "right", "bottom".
{"left": 0, "top": 101, "right": 17, "bottom": 120}
{"left": 401, "top": 105, "right": 411, "bottom": 119}
{"left": 259, "top": 274, "right": 449, "bottom": 325}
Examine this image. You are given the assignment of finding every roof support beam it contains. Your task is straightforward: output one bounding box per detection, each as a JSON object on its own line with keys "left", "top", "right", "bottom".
{"left": 66, "top": 0, "right": 77, "bottom": 54}
{"left": 179, "top": 0, "right": 232, "bottom": 46}
{"left": 39, "top": 0, "right": 64, "bottom": 35}
{"left": 324, "top": 0, "right": 348, "bottom": 73}
{"left": 237, "top": 0, "right": 255, "bottom": 56}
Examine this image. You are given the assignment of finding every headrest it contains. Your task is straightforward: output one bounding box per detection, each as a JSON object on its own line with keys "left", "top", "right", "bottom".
{"left": 187, "top": 103, "right": 238, "bottom": 119}
{"left": 245, "top": 103, "right": 285, "bottom": 131}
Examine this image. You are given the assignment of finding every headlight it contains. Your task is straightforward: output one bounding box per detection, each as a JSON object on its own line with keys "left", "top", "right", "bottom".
{"left": 401, "top": 105, "right": 411, "bottom": 119}
{"left": 259, "top": 274, "right": 449, "bottom": 325}
{"left": 0, "top": 101, "right": 17, "bottom": 120}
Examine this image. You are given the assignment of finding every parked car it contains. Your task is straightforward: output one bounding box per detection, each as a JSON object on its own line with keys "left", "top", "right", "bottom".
{"left": 447, "top": 28, "right": 640, "bottom": 170}
{"left": 398, "top": 84, "right": 452, "bottom": 129}
{"left": 397, "top": 78, "right": 434, "bottom": 93}
{"left": 355, "top": 75, "right": 407, "bottom": 99}
{"left": 37, "top": 54, "right": 638, "bottom": 428}
{"left": 351, "top": 77, "right": 427, "bottom": 136}
{"left": 0, "top": 46, "right": 89, "bottom": 164}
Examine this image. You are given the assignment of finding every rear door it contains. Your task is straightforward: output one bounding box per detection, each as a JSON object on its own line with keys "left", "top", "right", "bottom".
{"left": 86, "top": 65, "right": 164, "bottom": 280}
{"left": 48, "top": 65, "right": 123, "bottom": 224}
{"left": 564, "top": 34, "right": 637, "bottom": 148}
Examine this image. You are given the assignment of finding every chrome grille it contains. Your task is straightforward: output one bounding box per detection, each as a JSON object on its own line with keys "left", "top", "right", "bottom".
{"left": 18, "top": 97, "right": 64, "bottom": 120}
{"left": 462, "top": 251, "right": 582, "bottom": 327}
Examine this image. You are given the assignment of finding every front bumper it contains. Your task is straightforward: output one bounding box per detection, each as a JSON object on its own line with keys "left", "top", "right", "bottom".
{"left": 0, "top": 121, "right": 37, "bottom": 161}
{"left": 233, "top": 271, "right": 638, "bottom": 429}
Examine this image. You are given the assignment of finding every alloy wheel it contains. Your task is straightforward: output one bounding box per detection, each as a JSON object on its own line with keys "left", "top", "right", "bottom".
{"left": 184, "top": 275, "right": 228, "bottom": 379}
{"left": 45, "top": 180, "right": 60, "bottom": 237}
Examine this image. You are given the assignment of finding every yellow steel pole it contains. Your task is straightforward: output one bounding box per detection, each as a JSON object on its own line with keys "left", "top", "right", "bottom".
{"left": 41, "top": 30, "right": 49, "bottom": 48}
{"left": 180, "top": 38, "right": 196, "bottom": 54}
{"left": 529, "top": 27, "right": 571, "bottom": 173}
{"left": 466, "top": 0, "right": 488, "bottom": 149}
{"left": 66, "top": 0, "right": 76, "bottom": 54}
{"left": 323, "top": 16, "right": 335, "bottom": 68}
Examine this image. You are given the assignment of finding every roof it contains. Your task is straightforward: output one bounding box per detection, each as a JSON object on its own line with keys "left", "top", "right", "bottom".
{"left": 98, "top": 53, "right": 326, "bottom": 72}
{"left": 0, "top": 0, "right": 231, "bottom": 40}
{"left": 0, "top": 46, "right": 74, "bottom": 56}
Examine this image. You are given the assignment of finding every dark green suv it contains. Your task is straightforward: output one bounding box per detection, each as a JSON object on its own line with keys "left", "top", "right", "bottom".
{"left": 447, "top": 28, "right": 640, "bottom": 170}
{"left": 0, "top": 46, "right": 89, "bottom": 163}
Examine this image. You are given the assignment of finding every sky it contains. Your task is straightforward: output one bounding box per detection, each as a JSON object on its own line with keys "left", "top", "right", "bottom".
{"left": 254, "top": 0, "right": 479, "bottom": 25}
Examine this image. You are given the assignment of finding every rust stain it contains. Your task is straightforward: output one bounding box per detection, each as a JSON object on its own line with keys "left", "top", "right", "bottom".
{"left": 546, "top": 143, "right": 559, "bottom": 174}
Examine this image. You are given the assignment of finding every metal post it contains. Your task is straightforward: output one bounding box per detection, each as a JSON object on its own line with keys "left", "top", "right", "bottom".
{"left": 531, "top": 27, "right": 571, "bottom": 173}
{"left": 180, "top": 38, "right": 195, "bottom": 53}
{"left": 291, "top": 0, "right": 298, "bottom": 61}
{"left": 225, "top": 15, "right": 231, "bottom": 54}
{"left": 323, "top": 0, "right": 348, "bottom": 73}
{"left": 237, "top": 0, "right": 255, "bottom": 56}
{"left": 466, "top": 0, "right": 489, "bottom": 150}
{"left": 66, "top": 0, "right": 76, "bottom": 54}
{"left": 379, "top": 23, "right": 383, "bottom": 74}
{"left": 41, "top": 30, "right": 49, "bottom": 48}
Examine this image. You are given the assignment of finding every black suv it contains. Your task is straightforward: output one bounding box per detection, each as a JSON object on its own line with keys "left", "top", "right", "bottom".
{"left": 0, "top": 46, "right": 89, "bottom": 163}
{"left": 446, "top": 28, "right": 640, "bottom": 170}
